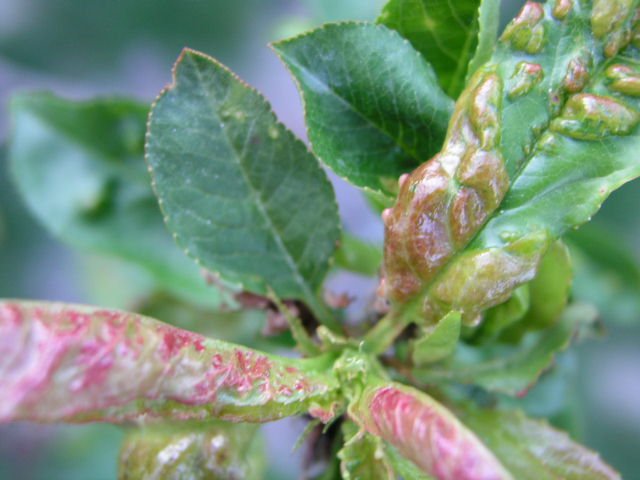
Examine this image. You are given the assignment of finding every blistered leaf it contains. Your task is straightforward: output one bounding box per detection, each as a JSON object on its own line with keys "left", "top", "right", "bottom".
{"left": 0, "top": 301, "right": 340, "bottom": 424}
{"left": 378, "top": 0, "right": 491, "bottom": 97}
{"left": 9, "top": 93, "right": 221, "bottom": 306}
{"left": 119, "top": 423, "right": 265, "bottom": 480}
{"left": 350, "top": 382, "right": 511, "bottom": 479}
{"left": 383, "top": 0, "right": 640, "bottom": 326}
{"left": 146, "top": 49, "right": 340, "bottom": 323}
{"left": 273, "top": 23, "right": 453, "bottom": 195}
{"left": 455, "top": 403, "right": 620, "bottom": 479}
{"left": 415, "top": 303, "right": 598, "bottom": 395}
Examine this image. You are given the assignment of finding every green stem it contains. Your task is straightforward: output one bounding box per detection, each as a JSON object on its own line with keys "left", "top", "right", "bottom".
{"left": 362, "top": 305, "right": 414, "bottom": 355}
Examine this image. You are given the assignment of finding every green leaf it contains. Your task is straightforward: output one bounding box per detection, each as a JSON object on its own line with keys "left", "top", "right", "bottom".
{"left": 384, "top": 442, "right": 434, "bottom": 479}
{"left": 455, "top": 403, "right": 621, "bottom": 479}
{"left": 411, "top": 310, "right": 461, "bottom": 365}
{"left": 503, "top": 240, "right": 572, "bottom": 340}
{"left": 378, "top": 0, "right": 489, "bottom": 98}
{"left": 467, "top": 0, "right": 502, "bottom": 81}
{"left": 475, "top": 286, "right": 530, "bottom": 343}
{"left": 338, "top": 422, "right": 395, "bottom": 480}
{"left": 146, "top": 49, "right": 340, "bottom": 323}
{"left": 0, "top": 300, "right": 341, "bottom": 424}
{"left": 334, "top": 233, "right": 382, "bottom": 276}
{"left": 272, "top": 23, "right": 454, "bottom": 195}
{"left": 415, "top": 303, "right": 598, "bottom": 395}
{"left": 119, "top": 423, "right": 265, "bottom": 480}
{"left": 8, "top": 93, "right": 221, "bottom": 307}
{"left": 383, "top": 0, "right": 640, "bottom": 326}
{"left": 567, "top": 223, "right": 640, "bottom": 325}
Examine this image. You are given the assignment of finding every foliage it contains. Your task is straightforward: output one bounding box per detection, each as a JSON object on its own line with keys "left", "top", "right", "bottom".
{"left": 4, "top": 0, "right": 640, "bottom": 478}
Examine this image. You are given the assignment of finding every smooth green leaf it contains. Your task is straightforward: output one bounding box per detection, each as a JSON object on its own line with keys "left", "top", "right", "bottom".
{"left": 383, "top": 1, "right": 640, "bottom": 326}
{"left": 567, "top": 223, "right": 640, "bottom": 325}
{"left": 119, "top": 423, "right": 265, "bottom": 480}
{"left": 9, "top": 93, "right": 221, "bottom": 306}
{"left": 0, "top": 300, "right": 341, "bottom": 424}
{"left": 411, "top": 310, "right": 461, "bottom": 365}
{"left": 146, "top": 49, "right": 340, "bottom": 323}
{"left": 504, "top": 240, "right": 572, "bottom": 339}
{"left": 474, "top": 286, "right": 530, "bottom": 343}
{"left": 415, "top": 303, "right": 598, "bottom": 395}
{"left": 467, "top": 0, "right": 502, "bottom": 80}
{"left": 334, "top": 233, "right": 382, "bottom": 276}
{"left": 378, "top": 0, "right": 485, "bottom": 97}
{"left": 455, "top": 403, "right": 620, "bottom": 479}
{"left": 273, "top": 23, "right": 454, "bottom": 195}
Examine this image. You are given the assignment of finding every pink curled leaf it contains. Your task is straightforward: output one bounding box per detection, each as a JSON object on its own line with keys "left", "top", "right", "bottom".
{"left": 350, "top": 383, "right": 512, "bottom": 480}
{"left": 0, "top": 301, "right": 340, "bottom": 424}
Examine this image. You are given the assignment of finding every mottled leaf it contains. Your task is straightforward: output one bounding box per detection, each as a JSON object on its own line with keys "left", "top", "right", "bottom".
{"left": 378, "top": 0, "right": 488, "bottom": 97}
{"left": 415, "top": 303, "right": 598, "bottom": 395}
{"left": 383, "top": 0, "right": 640, "bottom": 326}
{"left": 0, "top": 301, "right": 341, "bottom": 424}
{"left": 455, "top": 403, "right": 620, "bottom": 479}
{"left": 146, "top": 49, "right": 340, "bottom": 323}
{"left": 119, "top": 423, "right": 265, "bottom": 480}
{"left": 350, "top": 382, "right": 511, "bottom": 479}
{"left": 273, "top": 23, "right": 453, "bottom": 195}
{"left": 9, "top": 93, "right": 221, "bottom": 306}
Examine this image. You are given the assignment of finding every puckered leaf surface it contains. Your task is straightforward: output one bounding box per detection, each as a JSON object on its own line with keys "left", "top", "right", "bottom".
{"left": 9, "top": 93, "right": 220, "bottom": 306}
{"left": 273, "top": 23, "right": 454, "bottom": 195}
{"left": 0, "top": 301, "right": 340, "bottom": 424}
{"left": 383, "top": 0, "right": 640, "bottom": 325}
{"left": 146, "top": 49, "right": 340, "bottom": 322}
{"left": 350, "top": 382, "right": 512, "bottom": 479}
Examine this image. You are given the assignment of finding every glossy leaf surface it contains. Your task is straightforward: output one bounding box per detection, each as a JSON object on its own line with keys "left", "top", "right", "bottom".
{"left": 9, "top": 93, "right": 219, "bottom": 306}
{"left": 146, "top": 49, "right": 340, "bottom": 320}
{"left": 378, "top": 0, "right": 492, "bottom": 97}
{"left": 0, "top": 301, "right": 340, "bottom": 424}
{"left": 383, "top": 0, "right": 640, "bottom": 325}
{"left": 455, "top": 403, "right": 620, "bottom": 479}
{"left": 273, "top": 23, "right": 454, "bottom": 195}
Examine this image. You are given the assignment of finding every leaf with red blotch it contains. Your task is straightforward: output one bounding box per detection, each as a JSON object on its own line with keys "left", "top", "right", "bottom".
{"left": 349, "top": 382, "right": 511, "bottom": 480}
{"left": 0, "top": 301, "right": 341, "bottom": 424}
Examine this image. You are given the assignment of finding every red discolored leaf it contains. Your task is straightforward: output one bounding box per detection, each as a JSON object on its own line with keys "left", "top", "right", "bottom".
{"left": 0, "top": 301, "right": 341, "bottom": 424}
{"left": 350, "top": 382, "right": 512, "bottom": 480}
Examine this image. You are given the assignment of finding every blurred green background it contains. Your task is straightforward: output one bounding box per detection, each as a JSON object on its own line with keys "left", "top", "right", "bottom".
{"left": 0, "top": 0, "right": 639, "bottom": 478}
